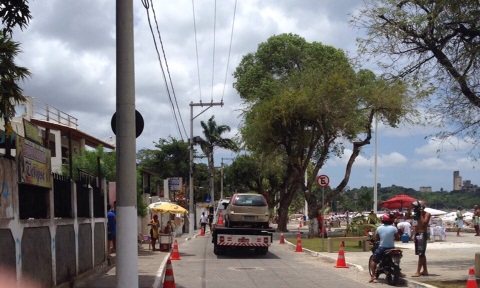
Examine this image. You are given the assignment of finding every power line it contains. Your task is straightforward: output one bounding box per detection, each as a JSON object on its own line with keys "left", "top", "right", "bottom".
{"left": 191, "top": 0, "right": 202, "bottom": 102}
{"left": 149, "top": 0, "right": 188, "bottom": 138}
{"left": 221, "top": 0, "right": 238, "bottom": 102}
{"left": 211, "top": 0, "right": 217, "bottom": 102}
{"left": 142, "top": 0, "right": 184, "bottom": 140}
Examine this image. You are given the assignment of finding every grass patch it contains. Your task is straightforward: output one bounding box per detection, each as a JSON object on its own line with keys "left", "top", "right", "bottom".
{"left": 286, "top": 237, "right": 366, "bottom": 252}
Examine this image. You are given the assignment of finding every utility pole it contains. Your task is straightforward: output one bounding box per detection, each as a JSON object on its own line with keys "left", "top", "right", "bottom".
{"left": 189, "top": 101, "right": 223, "bottom": 235}
{"left": 116, "top": 0, "right": 138, "bottom": 287}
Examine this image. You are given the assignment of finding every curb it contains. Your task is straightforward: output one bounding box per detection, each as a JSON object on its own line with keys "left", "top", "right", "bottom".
{"left": 151, "top": 234, "right": 196, "bottom": 288}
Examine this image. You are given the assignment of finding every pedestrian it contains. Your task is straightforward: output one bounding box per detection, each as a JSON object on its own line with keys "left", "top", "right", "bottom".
{"left": 473, "top": 205, "right": 479, "bottom": 236}
{"left": 163, "top": 220, "right": 173, "bottom": 234}
{"left": 107, "top": 204, "right": 116, "bottom": 254}
{"left": 208, "top": 211, "right": 214, "bottom": 231}
{"left": 149, "top": 214, "right": 160, "bottom": 251}
{"left": 397, "top": 219, "right": 412, "bottom": 239}
{"left": 455, "top": 207, "right": 464, "bottom": 237}
{"left": 200, "top": 212, "right": 208, "bottom": 232}
{"left": 367, "top": 210, "right": 379, "bottom": 225}
{"left": 411, "top": 200, "right": 431, "bottom": 277}
{"left": 369, "top": 214, "right": 398, "bottom": 283}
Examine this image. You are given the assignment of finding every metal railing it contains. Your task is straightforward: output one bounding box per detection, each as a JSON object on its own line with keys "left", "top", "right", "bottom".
{"left": 32, "top": 98, "right": 78, "bottom": 129}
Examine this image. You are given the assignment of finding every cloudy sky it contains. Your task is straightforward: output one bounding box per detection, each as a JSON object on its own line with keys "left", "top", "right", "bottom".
{"left": 14, "top": 0, "right": 478, "bottom": 192}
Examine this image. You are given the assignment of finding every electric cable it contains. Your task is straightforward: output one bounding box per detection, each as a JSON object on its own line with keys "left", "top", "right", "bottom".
{"left": 149, "top": 0, "right": 188, "bottom": 138}
{"left": 221, "top": 0, "right": 238, "bottom": 102}
{"left": 192, "top": 0, "right": 202, "bottom": 102}
{"left": 211, "top": 0, "right": 217, "bottom": 102}
{"left": 142, "top": 0, "right": 184, "bottom": 140}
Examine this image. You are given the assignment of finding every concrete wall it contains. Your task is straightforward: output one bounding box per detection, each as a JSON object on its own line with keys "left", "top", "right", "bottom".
{"left": 0, "top": 229, "right": 15, "bottom": 270}
{"left": 0, "top": 157, "right": 108, "bottom": 287}
{"left": 55, "top": 225, "right": 76, "bottom": 285}
{"left": 22, "top": 227, "right": 52, "bottom": 286}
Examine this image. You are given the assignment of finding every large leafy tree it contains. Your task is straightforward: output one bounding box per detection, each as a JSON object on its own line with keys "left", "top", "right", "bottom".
{"left": 196, "top": 116, "right": 238, "bottom": 204}
{"left": 137, "top": 137, "right": 190, "bottom": 181}
{"left": 234, "top": 33, "right": 411, "bottom": 233}
{"left": 224, "top": 153, "right": 284, "bottom": 215}
{"left": 354, "top": 0, "right": 480, "bottom": 157}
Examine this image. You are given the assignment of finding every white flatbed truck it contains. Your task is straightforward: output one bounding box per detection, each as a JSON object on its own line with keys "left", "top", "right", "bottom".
{"left": 211, "top": 226, "right": 275, "bottom": 255}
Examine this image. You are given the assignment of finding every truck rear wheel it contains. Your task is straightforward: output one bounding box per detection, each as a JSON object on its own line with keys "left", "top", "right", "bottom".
{"left": 256, "top": 247, "right": 268, "bottom": 255}
{"left": 214, "top": 244, "right": 224, "bottom": 256}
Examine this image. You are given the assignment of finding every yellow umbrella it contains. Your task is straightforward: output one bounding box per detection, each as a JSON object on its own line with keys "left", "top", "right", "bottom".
{"left": 148, "top": 201, "right": 188, "bottom": 214}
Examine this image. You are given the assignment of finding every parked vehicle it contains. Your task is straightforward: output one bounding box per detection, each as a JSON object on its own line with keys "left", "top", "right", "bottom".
{"left": 211, "top": 193, "right": 273, "bottom": 256}
{"left": 368, "top": 236, "right": 403, "bottom": 286}
{"left": 224, "top": 193, "right": 269, "bottom": 229}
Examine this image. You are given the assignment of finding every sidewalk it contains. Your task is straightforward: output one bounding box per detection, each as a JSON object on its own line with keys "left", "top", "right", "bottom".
{"left": 73, "top": 236, "right": 189, "bottom": 288}
{"left": 283, "top": 224, "right": 480, "bottom": 287}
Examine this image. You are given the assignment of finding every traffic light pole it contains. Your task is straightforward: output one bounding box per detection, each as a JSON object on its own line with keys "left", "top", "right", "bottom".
{"left": 189, "top": 101, "right": 223, "bottom": 235}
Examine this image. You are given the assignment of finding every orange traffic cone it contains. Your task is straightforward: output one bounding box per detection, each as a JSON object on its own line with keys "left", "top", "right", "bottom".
{"left": 163, "top": 258, "right": 176, "bottom": 288}
{"left": 170, "top": 240, "right": 181, "bottom": 260}
{"left": 335, "top": 241, "right": 348, "bottom": 268}
{"left": 295, "top": 232, "right": 303, "bottom": 252}
{"left": 217, "top": 212, "right": 224, "bottom": 225}
{"left": 467, "top": 267, "right": 478, "bottom": 288}
{"left": 279, "top": 233, "right": 285, "bottom": 244}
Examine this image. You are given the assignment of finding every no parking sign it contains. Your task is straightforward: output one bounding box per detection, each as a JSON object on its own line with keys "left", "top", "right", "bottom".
{"left": 316, "top": 175, "right": 330, "bottom": 187}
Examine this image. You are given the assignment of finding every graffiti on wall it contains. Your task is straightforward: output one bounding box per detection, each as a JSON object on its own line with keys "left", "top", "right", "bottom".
{"left": 0, "top": 159, "right": 14, "bottom": 218}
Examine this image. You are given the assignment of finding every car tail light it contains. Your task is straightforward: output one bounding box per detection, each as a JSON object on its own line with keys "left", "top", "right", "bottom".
{"left": 219, "top": 236, "right": 224, "bottom": 242}
{"left": 264, "top": 237, "right": 269, "bottom": 244}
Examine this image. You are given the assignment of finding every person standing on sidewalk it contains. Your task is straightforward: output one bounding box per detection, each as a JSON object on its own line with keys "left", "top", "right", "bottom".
{"left": 200, "top": 212, "right": 208, "bottom": 232}
{"left": 473, "top": 205, "right": 479, "bottom": 236}
{"left": 411, "top": 201, "right": 431, "bottom": 277}
{"left": 455, "top": 207, "right": 464, "bottom": 237}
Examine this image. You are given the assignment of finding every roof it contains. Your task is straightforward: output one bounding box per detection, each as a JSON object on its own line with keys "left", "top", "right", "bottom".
{"left": 30, "top": 118, "right": 115, "bottom": 150}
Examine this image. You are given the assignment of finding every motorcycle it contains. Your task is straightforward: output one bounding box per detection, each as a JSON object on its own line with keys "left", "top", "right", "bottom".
{"left": 368, "top": 236, "right": 403, "bottom": 286}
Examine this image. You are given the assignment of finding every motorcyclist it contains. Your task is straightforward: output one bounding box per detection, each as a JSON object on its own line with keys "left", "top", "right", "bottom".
{"left": 369, "top": 214, "right": 398, "bottom": 283}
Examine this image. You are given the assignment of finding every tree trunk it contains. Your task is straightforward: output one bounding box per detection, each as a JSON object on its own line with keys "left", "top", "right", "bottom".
{"left": 208, "top": 153, "right": 215, "bottom": 204}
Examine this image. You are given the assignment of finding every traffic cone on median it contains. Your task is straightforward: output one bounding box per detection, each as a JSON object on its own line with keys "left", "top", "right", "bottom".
{"left": 217, "top": 212, "right": 224, "bottom": 225}
{"left": 279, "top": 233, "right": 285, "bottom": 244}
{"left": 295, "top": 231, "right": 303, "bottom": 252}
{"left": 163, "top": 258, "right": 176, "bottom": 288}
{"left": 170, "top": 240, "right": 181, "bottom": 260}
{"left": 334, "top": 241, "right": 348, "bottom": 268}
{"left": 466, "top": 267, "right": 478, "bottom": 288}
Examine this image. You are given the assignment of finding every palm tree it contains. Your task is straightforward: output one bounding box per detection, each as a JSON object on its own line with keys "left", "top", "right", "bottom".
{"left": 197, "top": 116, "right": 237, "bottom": 204}
{"left": 0, "top": 33, "right": 30, "bottom": 157}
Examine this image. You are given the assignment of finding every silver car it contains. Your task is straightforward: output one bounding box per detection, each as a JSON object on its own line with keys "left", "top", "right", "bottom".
{"left": 224, "top": 193, "right": 270, "bottom": 228}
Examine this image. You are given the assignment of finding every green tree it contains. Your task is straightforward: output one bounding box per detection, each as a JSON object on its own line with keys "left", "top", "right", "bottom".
{"left": 63, "top": 146, "right": 116, "bottom": 181}
{"left": 354, "top": 1, "right": 480, "bottom": 157}
{"left": 0, "top": 0, "right": 32, "bottom": 35}
{"left": 234, "top": 34, "right": 411, "bottom": 233}
{"left": 0, "top": 0, "right": 32, "bottom": 157}
{"left": 0, "top": 34, "right": 30, "bottom": 156}
{"left": 196, "top": 116, "right": 238, "bottom": 204}
{"left": 224, "top": 153, "right": 284, "bottom": 216}
{"left": 137, "top": 137, "right": 190, "bottom": 181}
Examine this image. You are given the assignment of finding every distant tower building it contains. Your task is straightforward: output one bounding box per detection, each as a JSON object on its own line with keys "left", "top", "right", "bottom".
{"left": 453, "top": 171, "right": 462, "bottom": 191}
{"left": 419, "top": 186, "right": 432, "bottom": 193}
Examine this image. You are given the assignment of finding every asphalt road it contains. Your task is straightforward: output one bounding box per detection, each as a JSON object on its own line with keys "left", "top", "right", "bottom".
{"left": 169, "top": 233, "right": 407, "bottom": 288}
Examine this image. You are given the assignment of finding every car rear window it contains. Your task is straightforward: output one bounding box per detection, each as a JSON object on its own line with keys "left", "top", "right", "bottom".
{"left": 232, "top": 195, "right": 267, "bottom": 206}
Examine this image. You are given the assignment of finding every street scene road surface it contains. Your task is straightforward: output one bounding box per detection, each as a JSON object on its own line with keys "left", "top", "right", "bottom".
{"left": 171, "top": 231, "right": 401, "bottom": 288}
